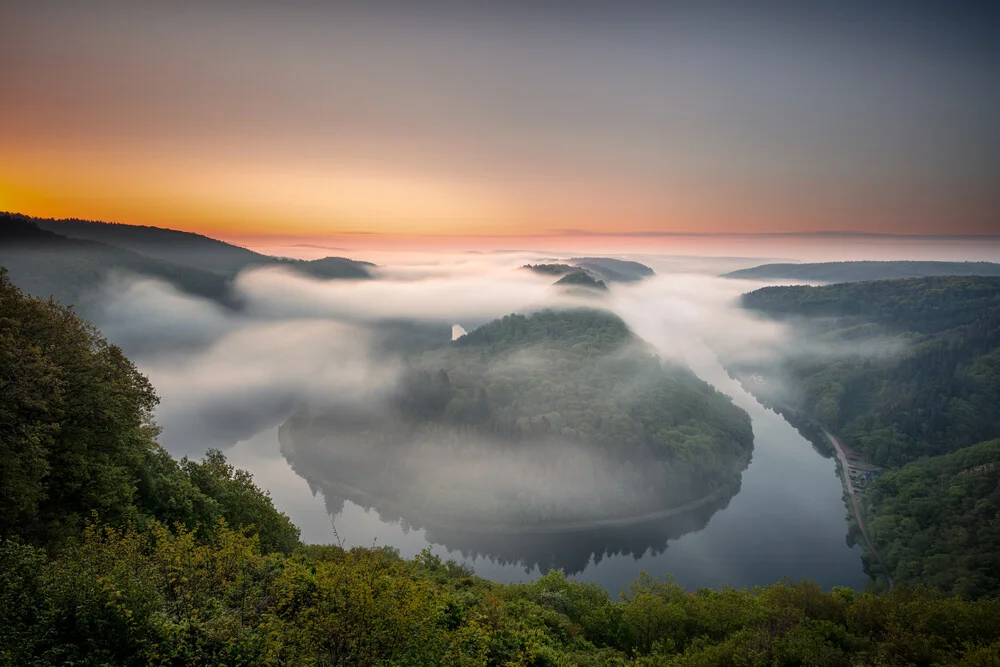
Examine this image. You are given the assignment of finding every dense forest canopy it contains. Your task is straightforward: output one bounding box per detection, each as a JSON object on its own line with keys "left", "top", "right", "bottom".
{"left": 735, "top": 276, "right": 1000, "bottom": 600}
{"left": 281, "top": 309, "right": 753, "bottom": 530}
{"left": 738, "top": 276, "right": 1000, "bottom": 465}
{"left": 724, "top": 260, "right": 1000, "bottom": 283}
{"left": 863, "top": 439, "right": 1000, "bottom": 599}
{"left": 2, "top": 267, "right": 1000, "bottom": 665}
{"left": 0, "top": 269, "right": 299, "bottom": 553}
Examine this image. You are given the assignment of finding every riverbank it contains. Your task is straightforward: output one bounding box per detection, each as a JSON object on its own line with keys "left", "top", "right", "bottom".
{"left": 727, "top": 371, "right": 892, "bottom": 589}
{"left": 824, "top": 429, "right": 894, "bottom": 589}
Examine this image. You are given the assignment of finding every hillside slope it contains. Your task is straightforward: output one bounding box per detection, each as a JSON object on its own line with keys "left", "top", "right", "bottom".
{"left": 737, "top": 276, "right": 1000, "bottom": 465}
{"left": 864, "top": 439, "right": 1000, "bottom": 598}
{"left": 734, "top": 277, "right": 1000, "bottom": 597}
{"left": 34, "top": 216, "right": 375, "bottom": 279}
{"left": 0, "top": 215, "right": 238, "bottom": 307}
{"left": 1, "top": 213, "right": 374, "bottom": 309}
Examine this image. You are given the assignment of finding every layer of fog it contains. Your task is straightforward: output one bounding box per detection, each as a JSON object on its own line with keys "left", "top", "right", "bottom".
{"left": 88, "top": 250, "right": 901, "bottom": 474}
{"left": 284, "top": 429, "right": 689, "bottom": 530}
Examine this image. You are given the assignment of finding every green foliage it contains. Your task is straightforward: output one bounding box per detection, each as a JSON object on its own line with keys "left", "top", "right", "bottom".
{"left": 738, "top": 277, "right": 1000, "bottom": 599}
{"left": 0, "top": 267, "right": 160, "bottom": 546}
{"left": 421, "top": 310, "right": 752, "bottom": 464}
{"left": 740, "top": 276, "right": 1000, "bottom": 465}
{"left": 0, "top": 270, "right": 297, "bottom": 554}
{"left": 11, "top": 532, "right": 997, "bottom": 666}
{"left": 182, "top": 450, "right": 301, "bottom": 554}
{"left": 864, "top": 439, "right": 1000, "bottom": 598}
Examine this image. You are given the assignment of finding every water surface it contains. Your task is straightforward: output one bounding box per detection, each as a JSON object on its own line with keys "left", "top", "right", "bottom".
{"left": 226, "top": 354, "right": 867, "bottom": 595}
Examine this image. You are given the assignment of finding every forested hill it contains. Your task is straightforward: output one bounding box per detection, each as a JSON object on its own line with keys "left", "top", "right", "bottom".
{"left": 739, "top": 276, "right": 1000, "bottom": 464}
{"left": 0, "top": 268, "right": 300, "bottom": 552}
{"left": 521, "top": 257, "right": 655, "bottom": 284}
{"left": 742, "top": 275, "right": 1000, "bottom": 335}
{"left": 736, "top": 277, "right": 1000, "bottom": 598}
{"left": 34, "top": 216, "right": 375, "bottom": 277}
{"left": 0, "top": 212, "right": 374, "bottom": 309}
{"left": 281, "top": 309, "right": 753, "bottom": 531}
{"left": 723, "top": 260, "right": 1000, "bottom": 283}
{"left": 3, "top": 269, "right": 1000, "bottom": 665}
{"left": 864, "top": 440, "right": 1000, "bottom": 598}
{"left": 0, "top": 214, "right": 239, "bottom": 308}
{"left": 569, "top": 257, "right": 655, "bottom": 282}
{"left": 554, "top": 270, "right": 608, "bottom": 291}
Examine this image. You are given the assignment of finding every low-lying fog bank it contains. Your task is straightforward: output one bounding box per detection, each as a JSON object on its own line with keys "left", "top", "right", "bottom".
{"left": 76, "top": 250, "right": 908, "bottom": 548}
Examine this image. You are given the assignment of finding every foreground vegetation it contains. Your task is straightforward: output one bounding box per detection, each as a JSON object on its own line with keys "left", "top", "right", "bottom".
{"left": 864, "top": 439, "right": 1000, "bottom": 598}
{"left": 6, "top": 529, "right": 1000, "bottom": 666}
{"left": 738, "top": 277, "right": 1000, "bottom": 598}
{"left": 4, "top": 268, "right": 1000, "bottom": 664}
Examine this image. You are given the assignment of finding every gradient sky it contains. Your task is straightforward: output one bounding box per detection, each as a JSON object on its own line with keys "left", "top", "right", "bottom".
{"left": 2, "top": 1, "right": 998, "bottom": 246}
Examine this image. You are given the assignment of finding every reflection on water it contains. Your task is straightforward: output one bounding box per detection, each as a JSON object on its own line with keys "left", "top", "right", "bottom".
{"left": 383, "top": 492, "right": 735, "bottom": 575}
{"left": 225, "top": 354, "right": 867, "bottom": 594}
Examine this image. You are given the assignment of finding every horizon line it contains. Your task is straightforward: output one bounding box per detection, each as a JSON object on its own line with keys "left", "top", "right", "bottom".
{"left": 4, "top": 211, "right": 1000, "bottom": 243}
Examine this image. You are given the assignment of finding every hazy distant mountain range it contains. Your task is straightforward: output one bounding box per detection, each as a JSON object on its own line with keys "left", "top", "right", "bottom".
{"left": 0, "top": 213, "right": 374, "bottom": 309}
{"left": 723, "top": 260, "right": 1000, "bottom": 283}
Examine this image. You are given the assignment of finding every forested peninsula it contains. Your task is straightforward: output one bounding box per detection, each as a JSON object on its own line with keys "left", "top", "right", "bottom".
{"left": 280, "top": 309, "right": 753, "bottom": 532}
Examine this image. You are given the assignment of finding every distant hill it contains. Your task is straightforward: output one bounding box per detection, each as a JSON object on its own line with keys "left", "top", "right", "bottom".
{"left": 554, "top": 270, "right": 607, "bottom": 291}
{"left": 521, "top": 257, "right": 655, "bottom": 283}
{"left": 34, "top": 217, "right": 374, "bottom": 279}
{"left": 0, "top": 215, "right": 238, "bottom": 308}
{"left": 569, "top": 257, "right": 655, "bottom": 282}
{"left": 723, "top": 260, "right": 1000, "bottom": 283}
{"left": 1, "top": 213, "right": 374, "bottom": 309}
{"left": 521, "top": 263, "right": 577, "bottom": 277}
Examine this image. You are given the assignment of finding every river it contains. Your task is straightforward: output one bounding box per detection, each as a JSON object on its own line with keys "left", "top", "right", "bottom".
{"left": 225, "top": 353, "right": 868, "bottom": 595}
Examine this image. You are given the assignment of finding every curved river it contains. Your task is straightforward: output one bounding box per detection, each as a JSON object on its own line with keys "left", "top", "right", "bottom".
{"left": 225, "top": 352, "right": 867, "bottom": 595}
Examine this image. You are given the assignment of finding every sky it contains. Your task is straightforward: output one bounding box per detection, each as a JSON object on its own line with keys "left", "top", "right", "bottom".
{"left": 2, "top": 1, "right": 998, "bottom": 250}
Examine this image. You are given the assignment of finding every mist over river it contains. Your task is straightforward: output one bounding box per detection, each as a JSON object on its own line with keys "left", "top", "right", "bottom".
{"left": 93, "top": 254, "right": 872, "bottom": 594}
{"left": 226, "top": 353, "right": 867, "bottom": 594}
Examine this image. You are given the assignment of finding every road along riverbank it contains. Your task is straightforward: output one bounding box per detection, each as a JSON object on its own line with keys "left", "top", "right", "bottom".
{"left": 824, "top": 429, "right": 894, "bottom": 589}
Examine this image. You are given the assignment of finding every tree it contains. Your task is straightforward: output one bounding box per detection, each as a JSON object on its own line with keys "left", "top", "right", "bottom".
{"left": 0, "top": 269, "right": 159, "bottom": 547}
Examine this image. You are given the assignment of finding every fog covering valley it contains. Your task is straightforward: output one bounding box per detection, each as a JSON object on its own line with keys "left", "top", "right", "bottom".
{"left": 10, "top": 211, "right": 997, "bottom": 593}
{"left": 24, "top": 240, "right": 922, "bottom": 587}
{"left": 90, "top": 251, "right": 792, "bottom": 454}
